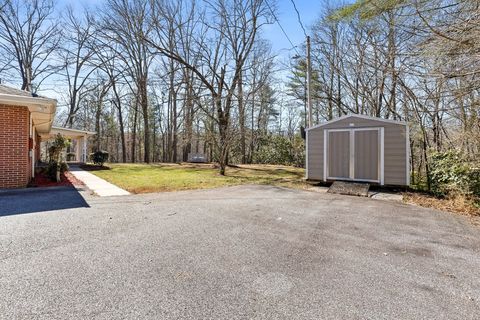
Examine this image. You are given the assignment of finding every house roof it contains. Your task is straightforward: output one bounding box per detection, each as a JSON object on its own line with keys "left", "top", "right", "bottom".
{"left": 0, "top": 84, "right": 49, "bottom": 98}
{"left": 0, "top": 84, "right": 57, "bottom": 133}
{"left": 306, "top": 114, "right": 407, "bottom": 131}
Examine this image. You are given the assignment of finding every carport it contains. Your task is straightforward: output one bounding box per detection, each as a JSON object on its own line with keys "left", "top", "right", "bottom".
{"left": 306, "top": 114, "right": 410, "bottom": 186}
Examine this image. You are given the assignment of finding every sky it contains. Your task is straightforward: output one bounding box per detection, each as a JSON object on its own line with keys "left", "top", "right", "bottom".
{"left": 61, "top": 0, "right": 328, "bottom": 59}
{"left": 29, "top": 0, "right": 342, "bottom": 103}
{"left": 263, "top": 0, "right": 322, "bottom": 56}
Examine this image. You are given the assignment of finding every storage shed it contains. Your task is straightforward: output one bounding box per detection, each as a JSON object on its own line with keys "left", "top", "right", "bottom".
{"left": 306, "top": 114, "right": 410, "bottom": 186}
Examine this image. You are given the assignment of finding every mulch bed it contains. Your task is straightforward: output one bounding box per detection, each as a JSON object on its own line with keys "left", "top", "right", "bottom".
{"left": 79, "top": 164, "right": 111, "bottom": 171}
{"left": 29, "top": 171, "right": 85, "bottom": 188}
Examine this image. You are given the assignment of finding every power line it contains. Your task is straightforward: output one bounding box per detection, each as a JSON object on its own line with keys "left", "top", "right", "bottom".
{"left": 264, "top": 0, "right": 301, "bottom": 56}
{"left": 289, "top": 0, "right": 307, "bottom": 37}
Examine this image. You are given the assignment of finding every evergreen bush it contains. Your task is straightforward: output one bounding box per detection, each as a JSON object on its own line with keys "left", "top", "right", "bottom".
{"left": 91, "top": 150, "right": 109, "bottom": 166}
{"left": 429, "top": 150, "right": 480, "bottom": 198}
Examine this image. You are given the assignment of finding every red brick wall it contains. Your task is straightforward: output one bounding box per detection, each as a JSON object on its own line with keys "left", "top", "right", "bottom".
{"left": 0, "top": 105, "right": 31, "bottom": 188}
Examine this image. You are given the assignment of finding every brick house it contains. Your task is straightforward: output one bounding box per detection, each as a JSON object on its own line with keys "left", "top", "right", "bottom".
{"left": 0, "top": 85, "right": 94, "bottom": 189}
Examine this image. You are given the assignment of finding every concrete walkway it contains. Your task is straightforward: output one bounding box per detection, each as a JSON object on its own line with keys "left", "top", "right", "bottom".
{"left": 69, "top": 166, "right": 130, "bottom": 197}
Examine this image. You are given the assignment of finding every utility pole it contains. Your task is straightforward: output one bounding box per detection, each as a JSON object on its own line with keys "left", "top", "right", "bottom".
{"left": 306, "top": 35, "right": 313, "bottom": 128}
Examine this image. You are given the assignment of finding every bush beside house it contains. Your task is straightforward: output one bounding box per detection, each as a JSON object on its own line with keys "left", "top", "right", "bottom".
{"left": 47, "top": 134, "right": 70, "bottom": 182}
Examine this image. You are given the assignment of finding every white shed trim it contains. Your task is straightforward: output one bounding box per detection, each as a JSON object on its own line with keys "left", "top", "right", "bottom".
{"left": 305, "top": 130, "right": 309, "bottom": 179}
{"left": 406, "top": 125, "right": 410, "bottom": 186}
{"left": 350, "top": 130, "right": 355, "bottom": 179}
{"left": 323, "top": 131, "right": 327, "bottom": 182}
{"left": 380, "top": 127, "right": 385, "bottom": 185}
{"left": 324, "top": 127, "right": 384, "bottom": 185}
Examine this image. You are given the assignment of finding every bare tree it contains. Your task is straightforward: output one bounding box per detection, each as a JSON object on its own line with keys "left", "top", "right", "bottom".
{"left": 100, "top": 0, "right": 154, "bottom": 163}
{"left": 0, "top": 0, "right": 60, "bottom": 91}
{"left": 149, "top": 0, "right": 272, "bottom": 174}
{"left": 61, "top": 7, "right": 98, "bottom": 127}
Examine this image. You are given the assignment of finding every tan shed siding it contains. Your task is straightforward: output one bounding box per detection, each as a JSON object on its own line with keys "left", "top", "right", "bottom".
{"left": 384, "top": 124, "right": 407, "bottom": 185}
{"left": 307, "top": 129, "right": 324, "bottom": 180}
{"left": 307, "top": 115, "right": 408, "bottom": 185}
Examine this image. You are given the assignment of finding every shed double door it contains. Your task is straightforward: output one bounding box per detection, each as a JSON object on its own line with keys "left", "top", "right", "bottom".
{"left": 326, "top": 128, "right": 383, "bottom": 183}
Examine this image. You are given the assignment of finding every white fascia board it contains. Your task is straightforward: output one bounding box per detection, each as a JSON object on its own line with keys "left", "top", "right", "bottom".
{"left": 51, "top": 126, "right": 97, "bottom": 136}
{"left": 0, "top": 94, "right": 56, "bottom": 110}
{"left": 0, "top": 94, "right": 57, "bottom": 133}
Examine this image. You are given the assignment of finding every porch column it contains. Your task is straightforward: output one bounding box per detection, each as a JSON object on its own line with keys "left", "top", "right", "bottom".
{"left": 75, "top": 138, "right": 81, "bottom": 162}
{"left": 82, "top": 135, "right": 87, "bottom": 163}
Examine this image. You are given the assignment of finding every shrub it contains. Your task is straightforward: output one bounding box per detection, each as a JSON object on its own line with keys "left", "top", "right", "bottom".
{"left": 429, "top": 150, "right": 480, "bottom": 198}
{"left": 91, "top": 150, "right": 109, "bottom": 166}
{"left": 468, "top": 168, "right": 480, "bottom": 197}
{"left": 49, "top": 134, "right": 70, "bottom": 182}
{"left": 46, "top": 161, "right": 69, "bottom": 181}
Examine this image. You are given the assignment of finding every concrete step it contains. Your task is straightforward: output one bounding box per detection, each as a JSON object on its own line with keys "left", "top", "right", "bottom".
{"left": 327, "top": 181, "right": 370, "bottom": 197}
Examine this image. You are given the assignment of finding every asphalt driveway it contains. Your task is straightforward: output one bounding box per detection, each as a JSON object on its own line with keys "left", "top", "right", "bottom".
{"left": 0, "top": 186, "right": 89, "bottom": 216}
{"left": 0, "top": 185, "right": 479, "bottom": 319}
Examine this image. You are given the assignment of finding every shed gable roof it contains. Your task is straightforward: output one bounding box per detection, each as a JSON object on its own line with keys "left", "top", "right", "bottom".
{"left": 306, "top": 114, "right": 407, "bottom": 131}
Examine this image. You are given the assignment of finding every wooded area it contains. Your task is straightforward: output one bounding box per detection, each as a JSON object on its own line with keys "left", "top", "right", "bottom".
{"left": 0, "top": 0, "right": 478, "bottom": 188}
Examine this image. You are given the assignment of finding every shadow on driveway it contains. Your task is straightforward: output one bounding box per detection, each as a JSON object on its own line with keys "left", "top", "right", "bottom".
{"left": 0, "top": 186, "right": 89, "bottom": 217}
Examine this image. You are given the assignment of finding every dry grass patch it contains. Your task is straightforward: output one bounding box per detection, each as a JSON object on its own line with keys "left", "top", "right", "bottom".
{"left": 404, "top": 192, "right": 480, "bottom": 224}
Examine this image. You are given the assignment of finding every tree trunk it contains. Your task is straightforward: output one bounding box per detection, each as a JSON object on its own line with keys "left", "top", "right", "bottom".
{"left": 183, "top": 75, "right": 194, "bottom": 162}
{"left": 112, "top": 82, "right": 127, "bottom": 163}
{"left": 140, "top": 78, "right": 150, "bottom": 163}
{"left": 131, "top": 100, "right": 138, "bottom": 163}
{"left": 56, "top": 151, "right": 61, "bottom": 182}
{"left": 216, "top": 94, "right": 228, "bottom": 176}
{"left": 95, "top": 102, "right": 102, "bottom": 151}
{"left": 171, "top": 91, "right": 178, "bottom": 163}
{"left": 238, "top": 69, "right": 246, "bottom": 164}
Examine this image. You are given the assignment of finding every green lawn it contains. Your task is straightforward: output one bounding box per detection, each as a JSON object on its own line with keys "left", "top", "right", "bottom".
{"left": 85, "top": 163, "right": 307, "bottom": 194}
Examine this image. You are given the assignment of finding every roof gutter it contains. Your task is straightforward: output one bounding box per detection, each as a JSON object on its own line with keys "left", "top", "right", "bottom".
{"left": 0, "top": 93, "right": 57, "bottom": 133}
